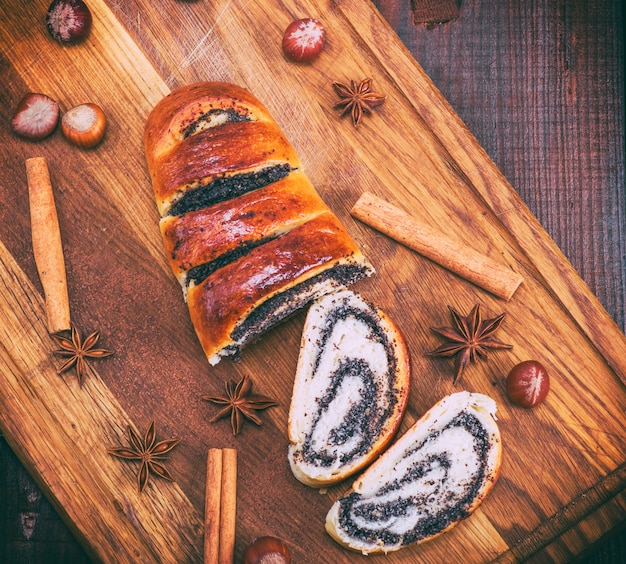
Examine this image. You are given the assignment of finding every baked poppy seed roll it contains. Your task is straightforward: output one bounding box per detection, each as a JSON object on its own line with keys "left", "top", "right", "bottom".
{"left": 325, "top": 391, "right": 502, "bottom": 554}
{"left": 145, "top": 82, "right": 373, "bottom": 365}
{"left": 288, "top": 290, "right": 411, "bottom": 487}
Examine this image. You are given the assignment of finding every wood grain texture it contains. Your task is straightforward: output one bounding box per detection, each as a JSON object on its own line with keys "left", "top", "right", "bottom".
{"left": 0, "top": 0, "right": 624, "bottom": 562}
{"left": 374, "top": 0, "right": 626, "bottom": 335}
{"left": 0, "top": 240, "right": 203, "bottom": 562}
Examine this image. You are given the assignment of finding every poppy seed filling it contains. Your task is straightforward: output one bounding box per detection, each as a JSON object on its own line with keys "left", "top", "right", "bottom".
{"left": 293, "top": 304, "right": 400, "bottom": 469}
{"left": 186, "top": 234, "right": 278, "bottom": 287}
{"left": 168, "top": 164, "right": 291, "bottom": 217}
{"left": 182, "top": 108, "right": 251, "bottom": 138}
{"left": 230, "top": 265, "right": 369, "bottom": 347}
{"left": 336, "top": 412, "right": 491, "bottom": 547}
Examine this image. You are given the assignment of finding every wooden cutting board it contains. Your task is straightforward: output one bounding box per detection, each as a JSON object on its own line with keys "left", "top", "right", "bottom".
{"left": 1, "top": 0, "right": 624, "bottom": 562}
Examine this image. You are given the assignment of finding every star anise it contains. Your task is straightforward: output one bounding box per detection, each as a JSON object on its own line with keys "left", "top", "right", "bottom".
{"left": 333, "top": 78, "right": 386, "bottom": 126}
{"left": 108, "top": 421, "right": 181, "bottom": 493}
{"left": 203, "top": 374, "right": 278, "bottom": 435}
{"left": 52, "top": 323, "right": 114, "bottom": 386}
{"left": 427, "top": 304, "right": 513, "bottom": 384}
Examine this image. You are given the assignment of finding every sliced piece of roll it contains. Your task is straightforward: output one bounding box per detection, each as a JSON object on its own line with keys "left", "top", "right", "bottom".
{"left": 288, "top": 290, "right": 411, "bottom": 488}
{"left": 144, "top": 82, "right": 373, "bottom": 365}
{"left": 325, "top": 391, "right": 502, "bottom": 554}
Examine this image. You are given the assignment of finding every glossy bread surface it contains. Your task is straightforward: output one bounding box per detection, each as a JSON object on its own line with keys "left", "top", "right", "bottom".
{"left": 160, "top": 171, "right": 329, "bottom": 284}
{"left": 144, "top": 82, "right": 371, "bottom": 364}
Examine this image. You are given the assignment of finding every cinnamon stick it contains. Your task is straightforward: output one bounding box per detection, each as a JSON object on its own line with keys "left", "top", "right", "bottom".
{"left": 205, "top": 448, "right": 223, "bottom": 564}
{"left": 351, "top": 192, "right": 523, "bottom": 300}
{"left": 26, "top": 157, "right": 71, "bottom": 333}
{"left": 204, "top": 448, "right": 237, "bottom": 564}
{"left": 218, "top": 448, "right": 237, "bottom": 564}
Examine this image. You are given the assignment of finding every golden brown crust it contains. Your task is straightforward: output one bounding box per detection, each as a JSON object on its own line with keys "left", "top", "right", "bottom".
{"left": 186, "top": 212, "right": 365, "bottom": 361}
{"left": 144, "top": 82, "right": 301, "bottom": 216}
{"left": 144, "top": 82, "right": 372, "bottom": 364}
{"left": 150, "top": 121, "right": 300, "bottom": 216}
{"left": 160, "top": 171, "right": 329, "bottom": 284}
{"left": 144, "top": 82, "right": 275, "bottom": 161}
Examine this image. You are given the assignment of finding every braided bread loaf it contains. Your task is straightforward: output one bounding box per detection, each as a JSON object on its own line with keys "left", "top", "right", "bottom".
{"left": 325, "top": 391, "right": 502, "bottom": 554}
{"left": 144, "top": 82, "right": 372, "bottom": 364}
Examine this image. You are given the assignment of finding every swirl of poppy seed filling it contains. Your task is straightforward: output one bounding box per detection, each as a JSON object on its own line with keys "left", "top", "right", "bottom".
{"left": 293, "top": 304, "right": 399, "bottom": 472}
{"left": 335, "top": 412, "right": 490, "bottom": 547}
{"left": 230, "top": 265, "right": 368, "bottom": 350}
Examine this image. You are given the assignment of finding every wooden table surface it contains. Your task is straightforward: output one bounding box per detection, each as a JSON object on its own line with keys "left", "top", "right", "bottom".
{"left": 1, "top": 0, "right": 624, "bottom": 562}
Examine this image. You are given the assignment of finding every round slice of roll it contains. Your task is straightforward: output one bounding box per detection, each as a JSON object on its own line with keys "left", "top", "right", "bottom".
{"left": 325, "top": 391, "right": 502, "bottom": 554}
{"left": 288, "top": 290, "right": 411, "bottom": 488}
